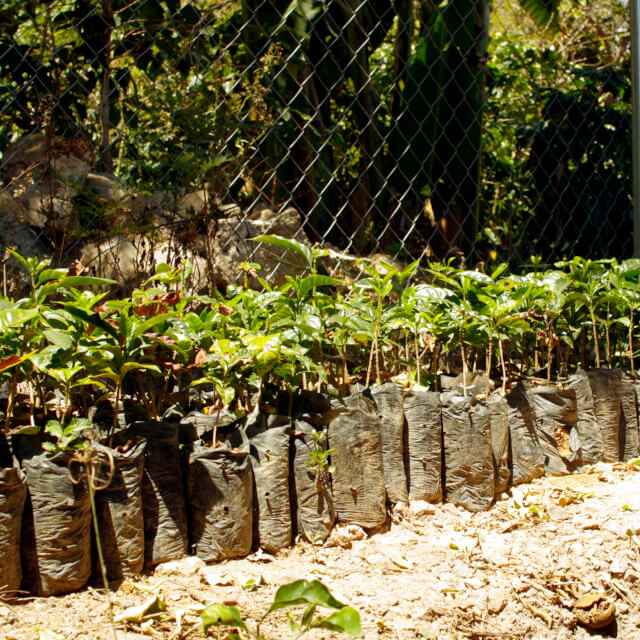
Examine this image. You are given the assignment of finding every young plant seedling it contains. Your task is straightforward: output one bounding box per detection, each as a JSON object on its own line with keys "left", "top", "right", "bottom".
{"left": 201, "top": 579, "right": 361, "bottom": 639}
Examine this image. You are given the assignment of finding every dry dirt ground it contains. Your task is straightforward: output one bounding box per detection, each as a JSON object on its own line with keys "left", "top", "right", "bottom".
{"left": 2, "top": 462, "right": 640, "bottom": 640}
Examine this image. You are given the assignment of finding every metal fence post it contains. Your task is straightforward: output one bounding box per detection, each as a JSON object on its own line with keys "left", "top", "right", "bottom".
{"left": 632, "top": 0, "right": 640, "bottom": 257}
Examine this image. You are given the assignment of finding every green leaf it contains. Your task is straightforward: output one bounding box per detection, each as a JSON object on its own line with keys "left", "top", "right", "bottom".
{"left": 132, "top": 313, "right": 175, "bottom": 337}
{"left": 36, "top": 268, "right": 68, "bottom": 286}
{"left": 266, "top": 580, "right": 345, "bottom": 615}
{"left": 298, "top": 275, "right": 340, "bottom": 299}
{"left": 251, "top": 235, "right": 314, "bottom": 269}
{"left": 6, "top": 249, "right": 32, "bottom": 276}
{"left": 115, "top": 595, "right": 166, "bottom": 624}
{"left": 43, "top": 329, "right": 73, "bottom": 350}
{"left": 60, "top": 276, "right": 116, "bottom": 288}
{"left": 62, "top": 304, "right": 119, "bottom": 341}
{"left": 120, "top": 362, "right": 162, "bottom": 376}
{"left": 0, "top": 307, "right": 38, "bottom": 332}
{"left": 201, "top": 604, "right": 247, "bottom": 633}
{"left": 314, "top": 606, "right": 362, "bottom": 637}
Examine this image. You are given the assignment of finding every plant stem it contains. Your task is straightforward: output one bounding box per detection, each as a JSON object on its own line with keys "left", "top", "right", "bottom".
{"left": 365, "top": 326, "right": 378, "bottom": 388}
{"left": 87, "top": 461, "right": 118, "bottom": 640}
{"left": 486, "top": 331, "right": 493, "bottom": 398}
{"left": 460, "top": 326, "right": 468, "bottom": 396}
{"left": 589, "top": 302, "right": 601, "bottom": 368}
{"left": 498, "top": 337, "right": 507, "bottom": 395}
{"left": 630, "top": 309, "right": 635, "bottom": 376}
{"left": 606, "top": 301, "right": 611, "bottom": 366}
{"left": 341, "top": 343, "right": 348, "bottom": 393}
{"left": 414, "top": 332, "right": 420, "bottom": 386}
{"left": 110, "top": 380, "right": 121, "bottom": 448}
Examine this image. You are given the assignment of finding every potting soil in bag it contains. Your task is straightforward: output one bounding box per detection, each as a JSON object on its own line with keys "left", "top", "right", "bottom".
{"left": 529, "top": 386, "right": 582, "bottom": 475}
{"left": 180, "top": 409, "right": 239, "bottom": 443}
{"left": 247, "top": 413, "right": 292, "bottom": 553}
{"left": 506, "top": 381, "right": 545, "bottom": 485}
{"left": 441, "top": 393, "right": 494, "bottom": 512}
{"left": 20, "top": 449, "right": 91, "bottom": 596}
{"left": 587, "top": 369, "right": 622, "bottom": 462}
{"left": 487, "top": 393, "right": 510, "bottom": 494}
{"left": 325, "top": 391, "right": 386, "bottom": 528}
{"left": 0, "top": 463, "right": 26, "bottom": 596}
{"left": 403, "top": 389, "right": 442, "bottom": 503}
{"left": 292, "top": 417, "right": 335, "bottom": 543}
{"left": 94, "top": 438, "right": 146, "bottom": 580}
{"left": 187, "top": 425, "right": 253, "bottom": 562}
{"left": 619, "top": 373, "right": 639, "bottom": 460}
{"left": 370, "top": 383, "right": 408, "bottom": 504}
{"left": 566, "top": 370, "right": 603, "bottom": 464}
{"left": 132, "top": 421, "right": 188, "bottom": 567}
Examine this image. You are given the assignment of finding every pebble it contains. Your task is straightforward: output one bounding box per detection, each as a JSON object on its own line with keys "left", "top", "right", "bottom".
{"left": 409, "top": 500, "right": 436, "bottom": 518}
{"left": 610, "top": 556, "right": 627, "bottom": 577}
{"left": 547, "top": 504, "right": 570, "bottom": 522}
{"left": 154, "top": 555, "right": 205, "bottom": 577}
{"left": 487, "top": 588, "right": 508, "bottom": 615}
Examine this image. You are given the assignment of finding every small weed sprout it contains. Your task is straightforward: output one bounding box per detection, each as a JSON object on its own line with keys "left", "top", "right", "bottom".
{"left": 306, "top": 430, "right": 335, "bottom": 475}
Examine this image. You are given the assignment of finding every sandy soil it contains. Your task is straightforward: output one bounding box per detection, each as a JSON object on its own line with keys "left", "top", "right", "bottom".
{"left": 2, "top": 461, "right": 640, "bottom": 640}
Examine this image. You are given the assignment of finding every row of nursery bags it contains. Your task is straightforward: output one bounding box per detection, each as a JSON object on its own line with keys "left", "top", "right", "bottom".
{"left": 1, "top": 367, "right": 638, "bottom": 597}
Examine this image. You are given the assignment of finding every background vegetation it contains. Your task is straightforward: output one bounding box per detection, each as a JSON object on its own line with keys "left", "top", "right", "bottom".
{"left": 0, "top": 0, "right": 632, "bottom": 265}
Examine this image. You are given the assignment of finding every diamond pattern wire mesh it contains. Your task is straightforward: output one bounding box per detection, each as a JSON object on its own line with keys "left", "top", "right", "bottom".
{"left": 0, "top": 0, "right": 632, "bottom": 286}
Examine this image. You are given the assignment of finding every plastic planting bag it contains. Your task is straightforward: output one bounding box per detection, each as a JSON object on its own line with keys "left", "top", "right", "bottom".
{"left": 487, "top": 393, "right": 510, "bottom": 494}
{"left": 95, "top": 438, "right": 146, "bottom": 580}
{"left": 325, "top": 391, "right": 386, "bottom": 528}
{"left": 0, "top": 460, "right": 26, "bottom": 596}
{"left": 132, "top": 421, "right": 188, "bottom": 567}
{"left": 291, "top": 417, "right": 335, "bottom": 543}
{"left": 529, "top": 386, "right": 582, "bottom": 475}
{"left": 506, "top": 382, "right": 545, "bottom": 485}
{"left": 370, "top": 383, "right": 408, "bottom": 504}
{"left": 566, "top": 370, "right": 603, "bottom": 464}
{"left": 403, "top": 390, "right": 442, "bottom": 503}
{"left": 187, "top": 425, "right": 253, "bottom": 562}
{"left": 619, "top": 373, "right": 639, "bottom": 461}
{"left": 247, "top": 413, "right": 292, "bottom": 553}
{"left": 587, "top": 369, "right": 622, "bottom": 462}
{"left": 441, "top": 393, "right": 494, "bottom": 512}
{"left": 441, "top": 371, "right": 491, "bottom": 396}
{"left": 20, "top": 449, "right": 91, "bottom": 596}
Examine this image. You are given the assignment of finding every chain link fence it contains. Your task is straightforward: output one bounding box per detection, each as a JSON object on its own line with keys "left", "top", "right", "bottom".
{"left": 0, "top": 0, "right": 632, "bottom": 284}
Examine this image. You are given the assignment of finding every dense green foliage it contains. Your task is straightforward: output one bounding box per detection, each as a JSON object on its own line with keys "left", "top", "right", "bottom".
{"left": 2, "top": 240, "right": 640, "bottom": 439}
{"left": 0, "top": 0, "right": 629, "bottom": 262}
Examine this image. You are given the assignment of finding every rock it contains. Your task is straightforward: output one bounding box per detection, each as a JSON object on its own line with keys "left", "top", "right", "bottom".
{"left": 0, "top": 191, "right": 22, "bottom": 218}
{"left": 80, "top": 234, "right": 209, "bottom": 292}
{"left": 201, "top": 567, "right": 234, "bottom": 587}
{"left": 546, "top": 504, "right": 570, "bottom": 522}
{"left": 154, "top": 555, "right": 205, "bottom": 577}
{"left": 392, "top": 502, "right": 408, "bottom": 518}
{"left": 0, "top": 212, "right": 51, "bottom": 296}
{"left": 326, "top": 524, "right": 367, "bottom": 548}
{"left": 177, "top": 190, "right": 207, "bottom": 217}
{"left": 624, "top": 569, "right": 640, "bottom": 583}
{"left": 1, "top": 133, "right": 56, "bottom": 179}
{"left": 610, "top": 556, "right": 627, "bottom": 577}
{"left": 479, "top": 532, "right": 511, "bottom": 566}
{"left": 0, "top": 604, "right": 15, "bottom": 624}
{"left": 85, "top": 171, "right": 120, "bottom": 200}
{"left": 210, "top": 207, "right": 310, "bottom": 287}
{"left": 409, "top": 500, "right": 436, "bottom": 518}
{"left": 54, "top": 154, "right": 91, "bottom": 182}
{"left": 487, "top": 588, "right": 508, "bottom": 615}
